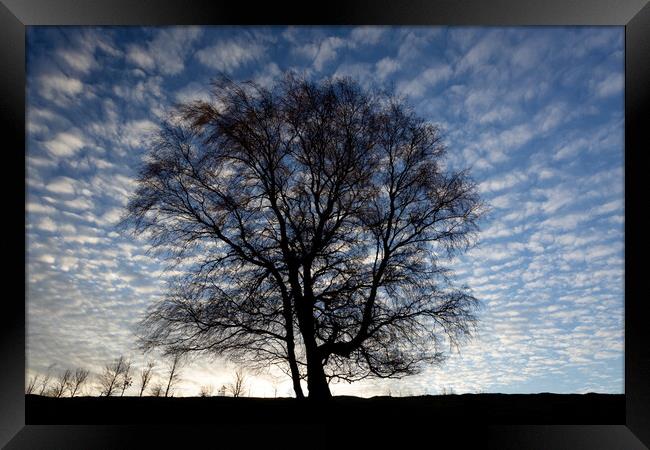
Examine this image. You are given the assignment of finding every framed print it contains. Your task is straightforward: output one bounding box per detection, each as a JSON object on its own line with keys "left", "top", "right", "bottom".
{"left": 2, "top": 0, "right": 649, "bottom": 448}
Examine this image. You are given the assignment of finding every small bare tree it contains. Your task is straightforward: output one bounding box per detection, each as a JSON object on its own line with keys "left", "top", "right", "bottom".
{"left": 150, "top": 383, "right": 163, "bottom": 397}
{"left": 119, "top": 359, "right": 133, "bottom": 396}
{"left": 164, "top": 354, "right": 184, "bottom": 397}
{"left": 52, "top": 369, "right": 72, "bottom": 398}
{"left": 199, "top": 385, "right": 214, "bottom": 397}
{"left": 26, "top": 374, "right": 39, "bottom": 395}
{"left": 69, "top": 368, "right": 90, "bottom": 397}
{"left": 228, "top": 368, "right": 247, "bottom": 398}
{"left": 440, "top": 386, "right": 456, "bottom": 395}
{"left": 37, "top": 364, "right": 56, "bottom": 396}
{"left": 138, "top": 362, "right": 155, "bottom": 397}
{"left": 98, "top": 356, "right": 128, "bottom": 396}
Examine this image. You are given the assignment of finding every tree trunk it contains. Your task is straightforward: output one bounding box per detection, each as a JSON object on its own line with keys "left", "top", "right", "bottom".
{"left": 287, "top": 338, "right": 305, "bottom": 399}
{"left": 305, "top": 348, "right": 331, "bottom": 399}
{"left": 297, "top": 304, "right": 331, "bottom": 399}
{"left": 282, "top": 295, "right": 305, "bottom": 399}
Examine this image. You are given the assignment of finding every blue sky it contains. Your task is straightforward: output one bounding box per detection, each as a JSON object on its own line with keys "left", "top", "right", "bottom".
{"left": 26, "top": 26, "right": 624, "bottom": 397}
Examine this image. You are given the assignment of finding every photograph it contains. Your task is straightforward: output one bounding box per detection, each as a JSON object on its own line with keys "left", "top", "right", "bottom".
{"left": 23, "top": 24, "right": 627, "bottom": 425}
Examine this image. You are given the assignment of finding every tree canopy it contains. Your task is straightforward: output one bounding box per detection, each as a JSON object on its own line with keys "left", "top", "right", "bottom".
{"left": 124, "top": 74, "right": 485, "bottom": 399}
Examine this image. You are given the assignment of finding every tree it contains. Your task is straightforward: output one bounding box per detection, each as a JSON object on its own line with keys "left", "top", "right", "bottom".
{"left": 125, "top": 74, "right": 484, "bottom": 399}
{"left": 227, "top": 368, "right": 247, "bottom": 397}
{"left": 51, "top": 369, "right": 72, "bottom": 398}
{"left": 163, "top": 354, "right": 184, "bottom": 397}
{"left": 199, "top": 384, "right": 214, "bottom": 397}
{"left": 119, "top": 359, "right": 133, "bottom": 396}
{"left": 150, "top": 383, "right": 163, "bottom": 397}
{"left": 138, "top": 362, "right": 155, "bottom": 397}
{"left": 98, "top": 356, "right": 128, "bottom": 396}
{"left": 69, "top": 368, "right": 90, "bottom": 397}
{"left": 26, "top": 374, "right": 39, "bottom": 395}
{"left": 37, "top": 364, "right": 56, "bottom": 396}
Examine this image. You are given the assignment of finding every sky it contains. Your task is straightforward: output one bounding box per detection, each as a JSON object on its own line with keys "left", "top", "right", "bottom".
{"left": 26, "top": 26, "right": 624, "bottom": 397}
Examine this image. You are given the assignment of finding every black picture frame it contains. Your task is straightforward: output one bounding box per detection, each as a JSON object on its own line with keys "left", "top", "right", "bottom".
{"left": 2, "top": 1, "right": 648, "bottom": 448}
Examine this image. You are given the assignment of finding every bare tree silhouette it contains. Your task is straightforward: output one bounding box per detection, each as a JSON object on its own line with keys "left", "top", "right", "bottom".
{"left": 163, "top": 354, "right": 184, "bottom": 397}
{"left": 150, "top": 383, "right": 163, "bottom": 397}
{"left": 98, "top": 356, "right": 128, "bottom": 397}
{"left": 125, "top": 74, "right": 484, "bottom": 399}
{"left": 26, "top": 374, "right": 39, "bottom": 395}
{"left": 227, "top": 368, "right": 247, "bottom": 397}
{"left": 199, "top": 384, "right": 214, "bottom": 397}
{"left": 138, "top": 362, "right": 155, "bottom": 397}
{"left": 69, "top": 368, "right": 90, "bottom": 397}
{"left": 119, "top": 359, "right": 133, "bottom": 397}
{"left": 51, "top": 369, "right": 72, "bottom": 398}
{"left": 37, "top": 364, "right": 56, "bottom": 396}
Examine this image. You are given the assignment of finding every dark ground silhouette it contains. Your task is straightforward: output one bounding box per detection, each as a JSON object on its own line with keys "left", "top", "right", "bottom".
{"left": 26, "top": 393, "right": 624, "bottom": 424}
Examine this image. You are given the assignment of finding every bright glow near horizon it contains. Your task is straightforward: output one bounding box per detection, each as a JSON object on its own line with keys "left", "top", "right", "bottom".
{"left": 26, "top": 26, "right": 624, "bottom": 397}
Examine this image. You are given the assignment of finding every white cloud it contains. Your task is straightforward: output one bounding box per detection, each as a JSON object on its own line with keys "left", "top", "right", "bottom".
{"left": 195, "top": 39, "right": 264, "bottom": 73}
{"left": 397, "top": 65, "right": 452, "bottom": 97}
{"left": 127, "top": 27, "right": 202, "bottom": 75}
{"left": 593, "top": 200, "right": 621, "bottom": 216}
{"left": 39, "top": 74, "right": 83, "bottom": 102}
{"left": 456, "top": 31, "right": 503, "bottom": 73}
{"left": 174, "top": 81, "right": 212, "bottom": 104}
{"left": 535, "top": 102, "right": 567, "bottom": 133}
{"left": 542, "top": 212, "right": 591, "bottom": 231}
{"left": 296, "top": 36, "right": 346, "bottom": 71}
{"left": 253, "top": 62, "right": 283, "bottom": 90}
{"left": 37, "top": 217, "right": 58, "bottom": 232}
{"left": 375, "top": 57, "right": 399, "bottom": 80}
{"left": 27, "top": 202, "right": 56, "bottom": 215}
{"left": 122, "top": 120, "right": 159, "bottom": 148}
{"left": 46, "top": 176, "right": 77, "bottom": 195}
{"left": 63, "top": 197, "right": 94, "bottom": 210}
{"left": 479, "top": 173, "right": 526, "bottom": 193}
{"left": 594, "top": 73, "right": 623, "bottom": 98}
{"left": 126, "top": 46, "right": 155, "bottom": 71}
{"left": 102, "top": 207, "right": 123, "bottom": 224}
{"left": 58, "top": 48, "right": 95, "bottom": 74}
{"left": 44, "top": 131, "right": 86, "bottom": 157}
{"left": 349, "top": 26, "right": 386, "bottom": 45}
{"left": 56, "top": 29, "right": 121, "bottom": 74}
{"left": 37, "top": 254, "right": 56, "bottom": 264}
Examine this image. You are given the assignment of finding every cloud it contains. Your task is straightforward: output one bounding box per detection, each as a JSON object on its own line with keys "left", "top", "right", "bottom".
{"left": 174, "top": 81, "right": 212, "bottom": 104}
{"left": 349, "top": 26, "right": 386, "bottom": 45}
{"left": 375, "top": 57, "right": 399, "bottom": 80}
{"left": 456, "top": 31, "right": 503, "bottom": 73}
{"left": 45, "top": 176, "right": 77, "bottom": 195}
{"left": 27, "top": 202, "right": 56, "bottom": 215}
{"left": 479, "top": 173, "right": 527, "bottom": 193}
{"left": 594, "top": 73, "right": 623, "bottom": 98}
{"left": 195, "top": 39, "right": 264, "bottom": 73}
{"left": 39, "top": 73, "right": 83, "bottom": 102}
{"left": 121, "top": 120, "right": 159, "bottom": 148}
{"left": 127, "top": 27, "right": 202, "bottom": 75}
{"left": 554, "top": 138, "right": 589, "bottom": 161}
{"left": 44, "top": 131, "right": 86, "bottom": 157}
{"left": 58, "top": 49, "right": 95, "bottom": 74}
{"left": 55, "top": 29, "right": 122, "bottom": 75}
{"left": 296, "top": 36, "right": 346, "bottom": 71}
{"left": 37, "top": 217, "right": 58, "bottom": 232}
{"left": 396, "top": 28, "right": 443, "bottom": 61}
{"left": 541, "top": 212, "right": 591, "bottom": 231}
{"left": 397, "top": 65, "right": 452, "bottom": 97}
{"left": 126, "top": 46, "right": 155, "bottom": 71}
